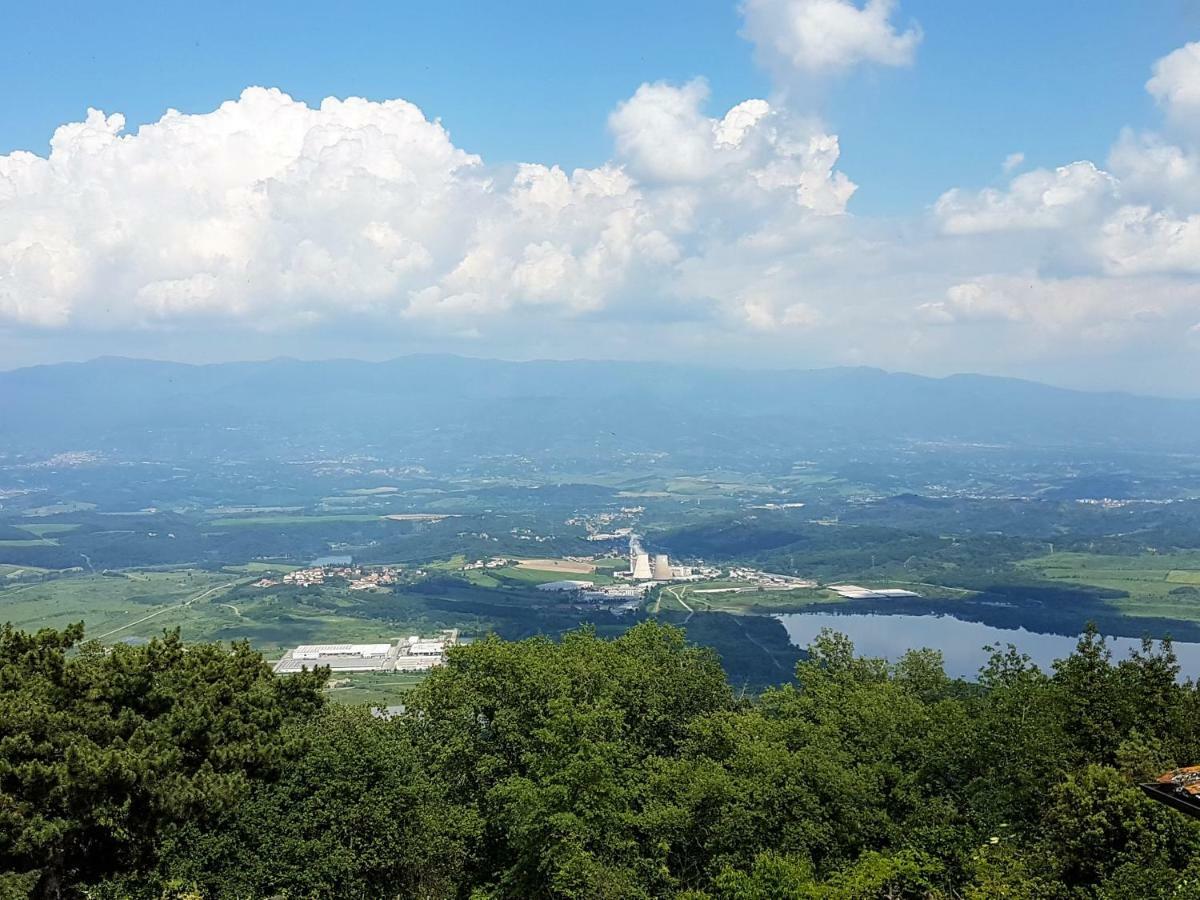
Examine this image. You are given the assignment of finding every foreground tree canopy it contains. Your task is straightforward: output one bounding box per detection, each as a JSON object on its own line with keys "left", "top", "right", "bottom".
{"left": 4, "top": 621, "right": 1200, "bottom": 898}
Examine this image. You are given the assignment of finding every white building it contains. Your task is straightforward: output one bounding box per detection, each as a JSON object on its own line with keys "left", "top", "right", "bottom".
{"left": 275, "top": 630, "right": 460, "bottom": 675}
{"left": 292, "top": 643, "right": 392, "bottom": 660}
{"left": 828, "top": 584, "right": 922, "bottom": 600}
{"left": 275, "top": 643, "right": 396, "bottom": 674}
{"left": 536, "top": 579, "right": 595, "bottom": 592}
{"left": 406, "top": 637, "right": 446, "bottom": 656}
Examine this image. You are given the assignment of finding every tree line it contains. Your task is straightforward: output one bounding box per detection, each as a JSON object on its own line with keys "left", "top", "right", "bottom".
{"left": 4, "top": 619, "right": 1200, "bottom": 898}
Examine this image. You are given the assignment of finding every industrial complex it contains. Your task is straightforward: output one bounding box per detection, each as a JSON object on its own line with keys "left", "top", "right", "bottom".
{"left": 273, "top": 630, "right": 459, "bottom": 675}
{"left": 623, "top": 536, "right": 695, "bottom": 582}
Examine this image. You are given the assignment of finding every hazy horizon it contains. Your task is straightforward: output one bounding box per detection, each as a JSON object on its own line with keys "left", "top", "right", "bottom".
{"left": 6, "top": 350, "right": 1200, "bottom": 402}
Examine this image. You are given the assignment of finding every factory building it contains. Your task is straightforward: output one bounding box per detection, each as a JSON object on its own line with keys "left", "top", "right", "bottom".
{"left": 275, "top": 643, "right": 395, "bottom": 674}
{"left": 274, "top": 630, "right": 460, "bottom": 675}
{"left": 631, "top": 553, "right": 652, "bottom": 579}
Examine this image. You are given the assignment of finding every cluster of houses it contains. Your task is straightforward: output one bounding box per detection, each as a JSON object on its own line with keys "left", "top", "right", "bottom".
{"left": 253, "top": 564, "right": 403, "bottom": 590}
{"left": 461, "top": 557, "right": 512, "bottom": 571}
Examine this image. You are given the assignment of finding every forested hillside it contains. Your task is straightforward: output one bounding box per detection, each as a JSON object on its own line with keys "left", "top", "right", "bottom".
{"left": 4, "top": 621, "right": 1200, "bottom": 898}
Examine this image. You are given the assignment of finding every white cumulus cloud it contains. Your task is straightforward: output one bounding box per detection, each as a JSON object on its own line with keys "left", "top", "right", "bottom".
{"left": 933, "top": 162, "right": 1117, "bottom": 235}
{"left": 0, "top": 85, "right": 858, "bottom": 334}
{"left": 741, "top": 0, "right": 921, "bottom": 75}
{"left": 1147, "top": 41, "right": 1200, "bottom": 126}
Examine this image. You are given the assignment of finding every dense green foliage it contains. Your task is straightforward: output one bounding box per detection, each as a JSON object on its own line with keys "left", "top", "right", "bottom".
{"left": 6, "top": 621, "right": 1200, "bottom": 898}
{"left": 0, "top": 625, "right": 326, "bottom": 897}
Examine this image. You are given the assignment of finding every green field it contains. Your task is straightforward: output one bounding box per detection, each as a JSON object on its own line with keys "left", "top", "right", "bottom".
{"left": 221, "top": 561, "right": 304, "bottom": 574}
{"left": 0, "top": 570, "right": 245, "bottom": 641}
{"left": 495, "top": 566, "right": 615, "bottom": 587}
{"left": 0, "top": 565, "right": 488, "bottom": 656}
{"left": 22, "top": 502, "right": 97, "bottom": 517}
{"left": 427, "top": 555, "right": 469, "bottom": 572}
{"left": 18, "top": 523, "right": 81, "bottom": 537}
{"left": 324, "top": 671, "right": 426, "bottom": 706}
{"left": 461, "top": 570, "right": 502, "bottom": 588}
{"left": 1018, "top": 551, "right": 1200, "bottom": 622}
{"left": 657, "top": 583, "right": 840, "bottom": 614}
{"left": 208, "top": 514, "right": 385, "bottom": 527}
{"left": 0, "top": 564, "right": 50, "bottom": 578}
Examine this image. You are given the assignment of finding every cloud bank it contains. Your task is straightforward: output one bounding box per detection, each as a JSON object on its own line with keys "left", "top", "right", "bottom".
{"left": 0, "top": 84, "right": 854, "bottom": 337}
{"left": 0, "top": 2, "right": 1199, "bottom": 393}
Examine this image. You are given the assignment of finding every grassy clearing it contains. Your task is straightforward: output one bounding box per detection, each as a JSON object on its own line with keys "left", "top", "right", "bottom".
{"left": 670, "top": 584, "right": 841, "bottom": 614}
{"left": 0, "top": 564, "right": 50, "bottom": 578}
{"left": 0, "top": 569, "right": 430, "bottom": 655}
{"left": 0, "top": 538, "right": 59, "bottom": 547}
{"left": 19, "top": 523, "right": 81, "bottom": 537}
{"left": 427, "top": 555, "right": 469, "bottom": 572}
{"left": 0, "top": 570, "right": 239, "bottom": 639}
{"left": 22, "top": 502, "right": 97, "bottom": 517}
{"left": 324, "top": 672, "right": 426, "bottom": 706}
{"left": 461, "top": 570, "right": 502, "bottom": 588}
{"left": 222, "top": 562, "right": 303, "bottom": 574}
{"left": 495, "top": 566, "right": 613, "bottom": 587}
{"left": 208, "top": 514, "right": 385, "bottom": 527}
{"left": 1018, "top": 551, "right": 1200, "bottom": 623}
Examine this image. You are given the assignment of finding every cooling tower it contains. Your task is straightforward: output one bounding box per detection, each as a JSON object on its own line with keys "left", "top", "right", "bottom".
{"left": 632, "top": 553, "right": 652, "bottom": 580}
{"left": 652, "top": 554, "right": 672, "bottom": 581}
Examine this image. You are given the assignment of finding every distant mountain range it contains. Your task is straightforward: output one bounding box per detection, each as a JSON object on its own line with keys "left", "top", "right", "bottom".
{"left": 1, "top": 355, "right": 1197, "bottom": 463}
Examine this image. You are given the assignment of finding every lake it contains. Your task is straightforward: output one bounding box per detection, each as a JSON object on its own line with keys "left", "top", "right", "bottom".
{"left": 310, "top": 554, "right": 353, "bottom": 566}
{"left": 776, "top": 611, "right": 1200, "bottom": 681}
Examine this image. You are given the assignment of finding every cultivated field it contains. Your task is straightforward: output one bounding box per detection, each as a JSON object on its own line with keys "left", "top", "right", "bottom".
{"left": 1018, "top": 551, "right": 1200, "bottom": 623}
{"left": 514, "top": 558, "right": 596, "bottom": 574}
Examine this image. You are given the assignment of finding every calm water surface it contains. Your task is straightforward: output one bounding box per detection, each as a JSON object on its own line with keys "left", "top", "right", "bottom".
{"left": 777, "top": 612, "right": 1200, "bottom": 681}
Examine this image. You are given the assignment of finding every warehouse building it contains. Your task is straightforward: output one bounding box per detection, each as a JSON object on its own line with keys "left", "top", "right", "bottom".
{"left": 274, "top": 630, "right": 460, "bottom": 675}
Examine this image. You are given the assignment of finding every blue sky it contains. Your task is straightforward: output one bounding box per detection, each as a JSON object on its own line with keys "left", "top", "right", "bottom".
{"left": 1, "top": 1, "right": 1199, "bottom": 393}
{"left": 2, "top": 0, "right": 1188, "bottom": 212}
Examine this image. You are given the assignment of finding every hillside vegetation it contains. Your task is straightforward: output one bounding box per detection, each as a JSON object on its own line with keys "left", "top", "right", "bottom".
{"left": 4, "top": 621, "right": 1200, "bottom": 898}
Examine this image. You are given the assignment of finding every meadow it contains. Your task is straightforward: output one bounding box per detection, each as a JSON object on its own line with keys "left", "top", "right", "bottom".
{"left": 207, "top": 514, "right": 386, "bottom": 527}
{"left": 0, "top": 569, "right": 244, "bottom": 641}
{"left": 1017, "top": 550, "right": 1200, "bottom": 623}
{"left": 324, "top": 671, "right": 426, "bottom": 706}
{"left": 0, "top": 568, "right": 421, "bottom": 653}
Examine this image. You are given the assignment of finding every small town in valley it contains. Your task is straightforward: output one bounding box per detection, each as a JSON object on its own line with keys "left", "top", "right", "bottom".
{"left": 254, "top": 564, "right": 404, "bottom": 590}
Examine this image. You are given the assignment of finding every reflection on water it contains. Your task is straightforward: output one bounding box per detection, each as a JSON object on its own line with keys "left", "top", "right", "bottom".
{"left": 776, "top": 612, "right": 1200, "bottom": 681}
